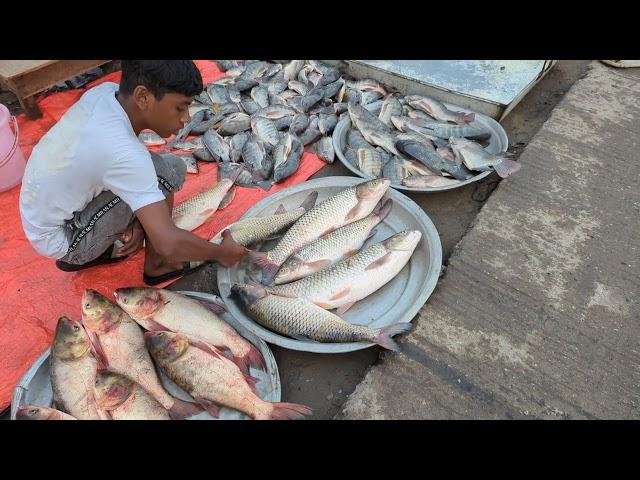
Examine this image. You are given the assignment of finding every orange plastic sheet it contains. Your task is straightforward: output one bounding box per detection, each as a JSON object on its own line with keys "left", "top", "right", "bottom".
{"left": 0, "top": 60, "right": 326, "bottom": 411}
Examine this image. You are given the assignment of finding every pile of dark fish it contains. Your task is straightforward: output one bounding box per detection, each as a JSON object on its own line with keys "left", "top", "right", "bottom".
{"left": 138, "top": 60, "right": 521, "bottom": 190}
{"left": 342, "top": 91, "right": 522, "bottom": 188}
{"left": 140, "top": 60, "right": 356, "bottom": 190}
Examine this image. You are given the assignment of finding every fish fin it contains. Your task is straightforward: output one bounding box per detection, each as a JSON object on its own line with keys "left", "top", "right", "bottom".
{"left": 194, "top": 398, "right": 220, "bottom": 419}
{"left": 365, "top": 229, "right": 377, "bottom": 242}
{"left": 87, "top": 331, "right": 109, "bottom": 371}
{"left": 460, "top": 112, "right": 475, "bottom": 123}
{"left": 243, "top": 373, "right": 261, "bottom": 394}
{"left": 263, "top": 233, "right": 283, "bottom": 241}
{"left": 335, "top": 301, "right": 356, "bottom": 315}
{"left": 493, "top": 158, "right": 521, "bottom": 178}
{"left": 306, "top": 259, "right": 332, "bottom": 271}
{"left": 365, "top": 252, "right": 392, "bottom": 271}
{"left": 373, "top": 322, "right": 413, "bottom": 352}
{"left": 218, "top": 187, "right": 236, "bottom": 209}
{"left": 169, "top": 398, "right": 204, "bottom": 420}
{"left": 197, "top": 299, "right": 227, "bottom": 315}
{"left": 329, "top": 287, "right": 351, "bottom": 301}
{"left": 266, "top": 402, "right": 313, "bottom": 420}
{"left": 274, "top": 204, "right": 287, "bottom": 214}
{"left": 143, "top": 318, "right": 170, "bottom": 332}
{"left": 373, "top": 198, "right": 393, "bottom": 221}
{"left": 300, "top": 191, "right": 319, "bottom": 211}
{"left": 231, "top": 344, "right": 266, "bottom": 374}
{"left": 314, "top": 301, "right": 334, "bottom": 309}
{"left": 321, "top": 227, "right": 336, "bottom": 236}
{"left": 289, "top": 332, "right": 314, "bottom": 341}
{"left": 248, "top": 251, "right": 280, "bottom": 285}
{"left": 268, "top": 288, "right": 297, "bottom": 299}
{"left": 188, "top": 338, "right": 226, "bottom": 360}
{"left": 256, "top": 180, "right": 273, "bottom": 191}
{"left": 344, "top": 202, "right": 366, "bottom": 222}
{"left": 201, "top": 208, "right": 216, "bottom": 217}
{"left": 344, "top": 249, "right": 361, "bottom": 257}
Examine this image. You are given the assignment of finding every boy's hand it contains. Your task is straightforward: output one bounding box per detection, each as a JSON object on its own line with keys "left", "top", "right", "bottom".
{"left": 216, "top": 230, "right": 246, "bottom": 267}
{"left": 115, "top": 219, "right": 145, "bottom": 257}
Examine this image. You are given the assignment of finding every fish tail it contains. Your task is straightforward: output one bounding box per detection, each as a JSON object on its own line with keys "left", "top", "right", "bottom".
{"left": 493, "top": 157, "right": 521, "bottom": 178}
{"left": 248, "top": 251, "right": 280, "bottom": 285}
{"left": 373, "top": 322, "right": 413, "bottom": 352}
{"left": 168, "top": 397, "right": 204, "bottom": 420}
{"left": 265, "top": 402, "right": 313, "bottom": 420}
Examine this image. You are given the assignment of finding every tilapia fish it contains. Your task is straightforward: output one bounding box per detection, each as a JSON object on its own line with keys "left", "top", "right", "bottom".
{"left": 395, "top": 139, "right": 473, "bottom": 180}
{"left": 139, "top": 130, "right": 166, "bottom": 146}
{"left": 269, "top": 230, "right": 422, "bottom": 314}
{"left": 81, "top": 289, "right": 201, "bottom": 420}
{"left": 146, "top": 331, "right": 312, "bottom": 420}
{"left": 405, "top": 95, "right": 474, "bottom": 124}
{"left": 114, "top": 287, "right": 265, "bottom": 374}
{"left": 249, "top": 178, "right": 391, "bottom": 284}
{"left": 177, "top": 154, "right": 198, "bottom": 174}
{"left": 232, "top": 284, "right": 410, "bottom": 351}
{"left": 16, "top": 406, "right": 77, "bottom": 420}
{"left": 50, "top": 316, "right": 109, "bottom": 420}
{"left": 274, "top": 199, "right": 393, "bottom": 285}
{"left": 448, "top": 136, "right": 521, "bottom": 178}
{"left": 273, "top": 133, "right": 303, "bottom": 183}
{"left": 402, "top": 175, "right": 461, "bottom": 188}
{"left": 172, "top": 178, "right": 235, "bottom": 231}
{"left": 314, "top": 136, "right": 335, "bottom": 164}
{"left": 93, "top": 371, "right": 172, "bottom": 420}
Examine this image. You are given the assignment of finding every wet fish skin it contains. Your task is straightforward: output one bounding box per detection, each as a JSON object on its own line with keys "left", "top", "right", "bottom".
{"left": 448, "top": 137, "right": 521, "bottom": 178}
{"left": 114, "top": 288, "right": 265, "bottom": 375}
{"left": 50, "top": 316, "right": 109, "bottom": 420}
{"left": 274, "top": 198, "right": 392, "bottom": 284}
{"left": 249, "top": 178, "right": 390, "bottom": 283}
{"left": 139, "top": 130, "right": 166, "bottom": 146}
{"left": 146, "top": 330, "right": 312, "bottom": 420}
{"left": 269, "top": 230, "right": 422, "bottom": 312}
{"left": 16, "top": 406, "right": 77, "bottom": 420}
{"left": 231, "top": 284, "right": 410, "bottom": 351}
{"left": 215, "top": 112, "right": 251, "bottom": 136}
{"left": 172, "top": 178, "right": 235, "bottom": 231}
{"left": 315, "top": 136, "right": 335, "bottom": 164}
{"left": 93, "top": 371, "right": 171, "bottom": 420}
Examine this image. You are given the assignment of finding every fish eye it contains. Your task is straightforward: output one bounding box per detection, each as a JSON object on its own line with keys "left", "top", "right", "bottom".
{"left": 84, "top": 303, "right": 91, "bottom": 310}
{"left": 73, "top": 325, "right": 80, "bottom": 331}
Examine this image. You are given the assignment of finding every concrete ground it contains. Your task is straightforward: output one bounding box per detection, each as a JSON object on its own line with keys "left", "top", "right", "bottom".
{"left": 1, "top": 60, "right": 600, "bottom": 420}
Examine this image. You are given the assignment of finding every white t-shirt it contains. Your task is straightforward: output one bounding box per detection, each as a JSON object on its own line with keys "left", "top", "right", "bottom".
{"left": 19, "top": 82, "right": 165, "bottom": 259}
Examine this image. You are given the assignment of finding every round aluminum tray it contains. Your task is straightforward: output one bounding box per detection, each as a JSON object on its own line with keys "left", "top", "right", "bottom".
{"left": 332, "top": 102, "right": 509, "bottom": 193}
{"left": 11, "top": 291, "right": 280, "bottom": 420}
{"left": 217, "top": 176, "right": 442, "bottom": 353}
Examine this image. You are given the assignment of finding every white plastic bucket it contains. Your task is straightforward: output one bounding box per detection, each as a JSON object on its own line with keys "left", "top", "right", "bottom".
{"left": 0, "top": 103, "right": 27, "bottom": 192}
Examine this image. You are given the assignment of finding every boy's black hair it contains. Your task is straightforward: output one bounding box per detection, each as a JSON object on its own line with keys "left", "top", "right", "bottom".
{"left": 119, "top": 60, "right": 203, "bottom": 99}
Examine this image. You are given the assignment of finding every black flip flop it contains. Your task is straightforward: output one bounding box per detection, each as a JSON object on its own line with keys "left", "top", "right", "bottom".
{"left": 56, "top": 245, "right": 127, "bottom": 272}
{"left": 143, "top": 262, "right": 207, "bottom": 286}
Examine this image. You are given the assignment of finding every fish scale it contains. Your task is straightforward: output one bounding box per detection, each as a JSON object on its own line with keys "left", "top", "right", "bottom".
{"left": 246, "top": 294, "right": 379, "bottom": 343}
{"left": 260, "top": 180, "right": 388, "bottom": 267}
{"left": 269, "top": 231, "right": 421, "bottom": 310}
{"left": 274, "top": 200, "right": 391, "bottom": 285}
{"left": 172, "top": 179, "right": 233, "bottom": 231}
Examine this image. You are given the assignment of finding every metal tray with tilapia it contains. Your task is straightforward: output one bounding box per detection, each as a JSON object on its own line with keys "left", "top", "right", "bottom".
{"left": 333, "top": 94, "right": 515, "bottom": 192}
{"left": 10, "top": 292, "right": 284, "bottom": 421}
{"left": 217, "top": 177, "right": 442, "bottom": 353}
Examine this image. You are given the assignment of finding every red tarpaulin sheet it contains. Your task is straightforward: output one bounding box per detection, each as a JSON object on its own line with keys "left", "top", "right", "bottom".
{"left": 0, "top": 60, "right": 326, "bottom": 412}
